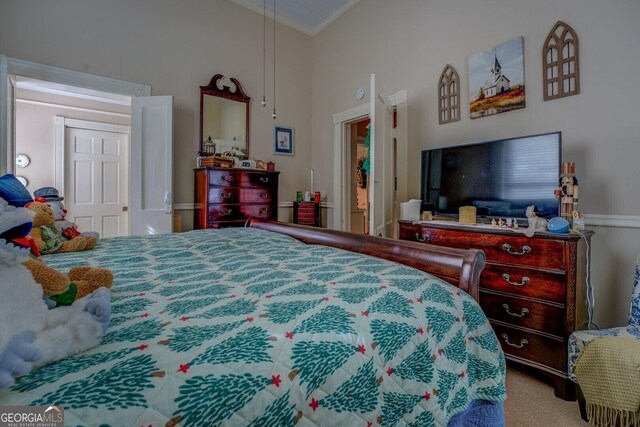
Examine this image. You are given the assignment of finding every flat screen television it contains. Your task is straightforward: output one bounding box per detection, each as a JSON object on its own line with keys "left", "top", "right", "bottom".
{"left": 420, "top": 132, "right": 561, "bottom": 222}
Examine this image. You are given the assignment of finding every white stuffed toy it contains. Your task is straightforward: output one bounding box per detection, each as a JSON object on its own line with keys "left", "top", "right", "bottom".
{"left": 0, "top": 197, "right": 110, "bottom": 388}
{"left": 524, "top": 204, "right": 549, "bottom": 237}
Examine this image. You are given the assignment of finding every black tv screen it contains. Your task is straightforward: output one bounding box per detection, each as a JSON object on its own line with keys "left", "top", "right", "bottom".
{"left": 420, "top": 132, "right": 561, "bottom": 221}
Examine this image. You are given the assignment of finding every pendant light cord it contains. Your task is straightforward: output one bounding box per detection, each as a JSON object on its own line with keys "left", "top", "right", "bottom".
{"left": 262, "top": 0, "right": 266, "bottom": 106}
{"left": 272, "top": 0, "right": 277, "bottom": 119}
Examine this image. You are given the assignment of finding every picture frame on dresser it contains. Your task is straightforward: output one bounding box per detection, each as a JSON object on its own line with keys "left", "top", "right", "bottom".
{"left": 274, "top": 125, "right": 294, "bottom": 156}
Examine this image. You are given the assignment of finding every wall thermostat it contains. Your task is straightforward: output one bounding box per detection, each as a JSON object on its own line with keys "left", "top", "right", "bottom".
{"left": 16, "top": 153, "right": 30, "bottom": 168}
{"left": 355, "top": 87, "right": 366, "bottom": 100}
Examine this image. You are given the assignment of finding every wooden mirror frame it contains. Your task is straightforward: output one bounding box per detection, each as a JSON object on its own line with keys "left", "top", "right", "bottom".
{"left": 199, "top": 74, "right": 251, "bottom": 156}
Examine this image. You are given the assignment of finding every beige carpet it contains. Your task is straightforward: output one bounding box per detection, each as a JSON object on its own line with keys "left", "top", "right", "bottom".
{"left": 505, "top": 366, "right": 587, "bottom": 426}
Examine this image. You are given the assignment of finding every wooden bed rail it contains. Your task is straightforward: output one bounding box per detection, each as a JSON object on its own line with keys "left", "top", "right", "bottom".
{"left": 245, "top": 219, "right": 485, "bottom": 301}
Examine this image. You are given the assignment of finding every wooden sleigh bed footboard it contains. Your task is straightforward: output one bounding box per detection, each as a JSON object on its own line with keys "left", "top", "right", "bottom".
{"left": 246, "top": 219, "right": 486, "bottom": 301}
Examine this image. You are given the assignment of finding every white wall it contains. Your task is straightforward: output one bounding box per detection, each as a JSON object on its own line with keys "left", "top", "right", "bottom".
{"left": 310, "top": 0, "right": 640, "bottom": 327}
{"left": 0, "top": 0, "right": 313, "bottom": 229}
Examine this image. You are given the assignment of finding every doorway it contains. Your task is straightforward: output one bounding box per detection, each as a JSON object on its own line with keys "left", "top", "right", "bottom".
{"left": 57, "top": 119, "right": 131, "bottom": 238}
{"left": 14, "top": 78, "right": 132, "bottom": 237}
{"left": 1, "top": 56, "right": 174, "bottom": 235}
{"left": 332, "top": 87, "right": 407, "bottom": 237}
{"left": 349, "top": 118, "right": 370, "bottom": 235}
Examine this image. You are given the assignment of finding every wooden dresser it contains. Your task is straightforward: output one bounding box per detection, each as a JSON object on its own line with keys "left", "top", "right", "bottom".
{"left": 194, "top": 167, "right": 279, "bottom": 228}
{"left": 398, "top": 220, "right": 593, "bottom": 400}
{"left": 293, "top": 201, "right": 320, "bottom": 227}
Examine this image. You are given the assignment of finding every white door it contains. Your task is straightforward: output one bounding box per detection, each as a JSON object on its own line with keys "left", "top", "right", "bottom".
{"left": 130, "top": 96, "right": 173, "bottom": 235}
{"left": 65, "top": 127, "right": 129, "bottom": 237}
{"left": 368, "top": 74, "right": 394, "bottom": 238}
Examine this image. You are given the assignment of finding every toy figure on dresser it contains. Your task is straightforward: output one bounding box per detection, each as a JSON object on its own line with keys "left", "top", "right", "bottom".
{"left": 555, "top": 162, "right": 579, "bottom": 224}
{"left": 524, "top": 205, "right": 548, "bottom": 237}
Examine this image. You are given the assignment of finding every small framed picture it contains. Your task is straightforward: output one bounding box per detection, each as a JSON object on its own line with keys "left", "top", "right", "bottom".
{"left": 274, "top": 125, "right": 294, "bottom": 156}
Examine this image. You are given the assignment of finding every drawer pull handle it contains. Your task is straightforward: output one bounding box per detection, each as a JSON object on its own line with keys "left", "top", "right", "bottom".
{"left": 415, "top": 232, "right": 430, "bottom": 242}
{"left": 501, "top": 333, "right": 528, "bottom": 349}
{"left": 221, "top": 175, "right": 233, "bottom": 182}
{"left": 219, "top": 209, "right": 233, "bottom": 216}
{"left": 501, "top": 243, "right": 531, "bottom": 256}
{"left": 221, "top": 192, "right": 232, "bottom": 199}
{"left": 260, "top": 193, "right": 270, "bottom": 199}
{"left": 260, "top": 177, "right": 269, "bottom": 183}
{"left": 502, "top": 274, "right": 530, "bottom": 287}
{"left": 259, "top": 207, "right": 270, "bottom": 214}
{"left": 501, "top": 303, "right": 530, "bottom": 318}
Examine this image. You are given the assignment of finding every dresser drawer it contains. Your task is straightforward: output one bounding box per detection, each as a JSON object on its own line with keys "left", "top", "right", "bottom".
{"left": 208, "top": 188, "right": 274, "bottom": 204}
{"left": 241, "top": 203, "right": 275, "bottom": 219}
{"left": 209, "top": 170, "right": 276, "bottom": 187}
{"left": 480, "top": 292, "right": 564, "bottom": 337}
{"left": 491, "top": 323, "right": 566, "bottom": 372}
{"left": 480, "top": 264, "right": 566, "bottom": 303}
{"left": 208, "top": 203, "right": 274, "bottom": 221}
{"left": 400, "top": 224, "right": 566, "bottom": 270}
{"left": 209, "top": 188, "right": 239, "bottom": 203}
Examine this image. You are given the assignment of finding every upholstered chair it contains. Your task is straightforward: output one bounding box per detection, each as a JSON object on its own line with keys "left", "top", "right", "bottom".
{"left": 567, "top": 259, "right": 640, "bottom": 424}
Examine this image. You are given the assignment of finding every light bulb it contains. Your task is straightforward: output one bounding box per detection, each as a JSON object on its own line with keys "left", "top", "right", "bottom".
{"left": 261, "top": 97, "right": 267, "bottom": 107}
{"left": 272, "top": 108, "right": 277, "bottom": 120}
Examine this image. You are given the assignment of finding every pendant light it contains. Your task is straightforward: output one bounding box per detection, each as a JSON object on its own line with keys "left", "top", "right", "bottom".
{"left": 272, "top": 0, "right": 277, "bottom": 120}
{"left": 271, "top": 0, "right": 277, "bottom": 120}
{"left": 261, "top": 0, "right": 267, "bottom": 107}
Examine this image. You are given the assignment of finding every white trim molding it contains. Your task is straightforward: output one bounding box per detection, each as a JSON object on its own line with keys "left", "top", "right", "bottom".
{"left": 583, "top": 214, "right": 640, "bottom": 229}
{"left": 173, "top": 202, "right": 333, "bottom": 211}
{"left": 17, "top": 98, "right": 131, "bottom": 119}
{"left": 278, "top": 201, "right": 334, "bottom": 209}
{"left": 229, "top": 0, "right": 361, "bottom": 37}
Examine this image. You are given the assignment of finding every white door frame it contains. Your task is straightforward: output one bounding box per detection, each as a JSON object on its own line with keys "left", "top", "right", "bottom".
{"left": 332, "top": 89, "right": 407, "bottom": 231}
{"left": 54, "top": 117, "right": 131, "bottom": 197}
{"left": 0, "top": 55, "right": 150, "bottom": 175}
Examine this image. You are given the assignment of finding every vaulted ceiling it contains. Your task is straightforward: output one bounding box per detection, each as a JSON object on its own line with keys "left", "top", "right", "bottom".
{"left": 230, "top": 0, "right": 360, "bottom": 36}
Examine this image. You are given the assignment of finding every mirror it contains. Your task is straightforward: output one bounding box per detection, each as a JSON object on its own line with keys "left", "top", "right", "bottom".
{"left": 200, "top": 74, "right": 250, "bottom": 158}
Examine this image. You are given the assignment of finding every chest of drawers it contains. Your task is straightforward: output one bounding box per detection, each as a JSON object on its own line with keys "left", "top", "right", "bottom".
{"left": 293, "top": 201, "right": 320, "bottom": 227}
{"left": 194, "top": 167, "right": 279, "bottom": 228}
{"left": 398, "top": 220, "right": 593, "bottom": 400}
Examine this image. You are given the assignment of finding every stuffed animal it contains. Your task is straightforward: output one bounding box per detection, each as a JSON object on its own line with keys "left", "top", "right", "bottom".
{"left": 0, "top": 197, "right": 111, "bottom": 389}
{"left": 25, "top": 201, "right": 95, "bottom": 254}
{"left": 23, "top": 259, "right": 113, "bottom": 304}
{"left": 524, "top": 205, "right": 548, "bottom": 237}
{"left": 34, "top": 187, "right": 99, "bottom": 245}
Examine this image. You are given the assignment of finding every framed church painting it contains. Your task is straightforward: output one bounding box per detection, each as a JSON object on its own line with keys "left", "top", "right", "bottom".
{"left": 469, "top": 36, "right": 526, "bottom": 119}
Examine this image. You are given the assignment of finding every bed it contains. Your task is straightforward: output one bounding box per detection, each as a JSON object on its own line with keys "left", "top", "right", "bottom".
{"left": 1, "top": 220, "right": 506, "bottom": 426}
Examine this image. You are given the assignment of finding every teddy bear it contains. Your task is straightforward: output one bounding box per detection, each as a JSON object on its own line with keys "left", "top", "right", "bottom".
{"left": 0, "top": 197, "right": 111, "bottom": 389}
{"left": 34, "top": 187, "right": 99, "bottom": 246}
{"left": 25, "top": 201, "right": 95, "bottom": 255}
{"left": 23, "top": 259, "right": 113, "bottom": 304}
